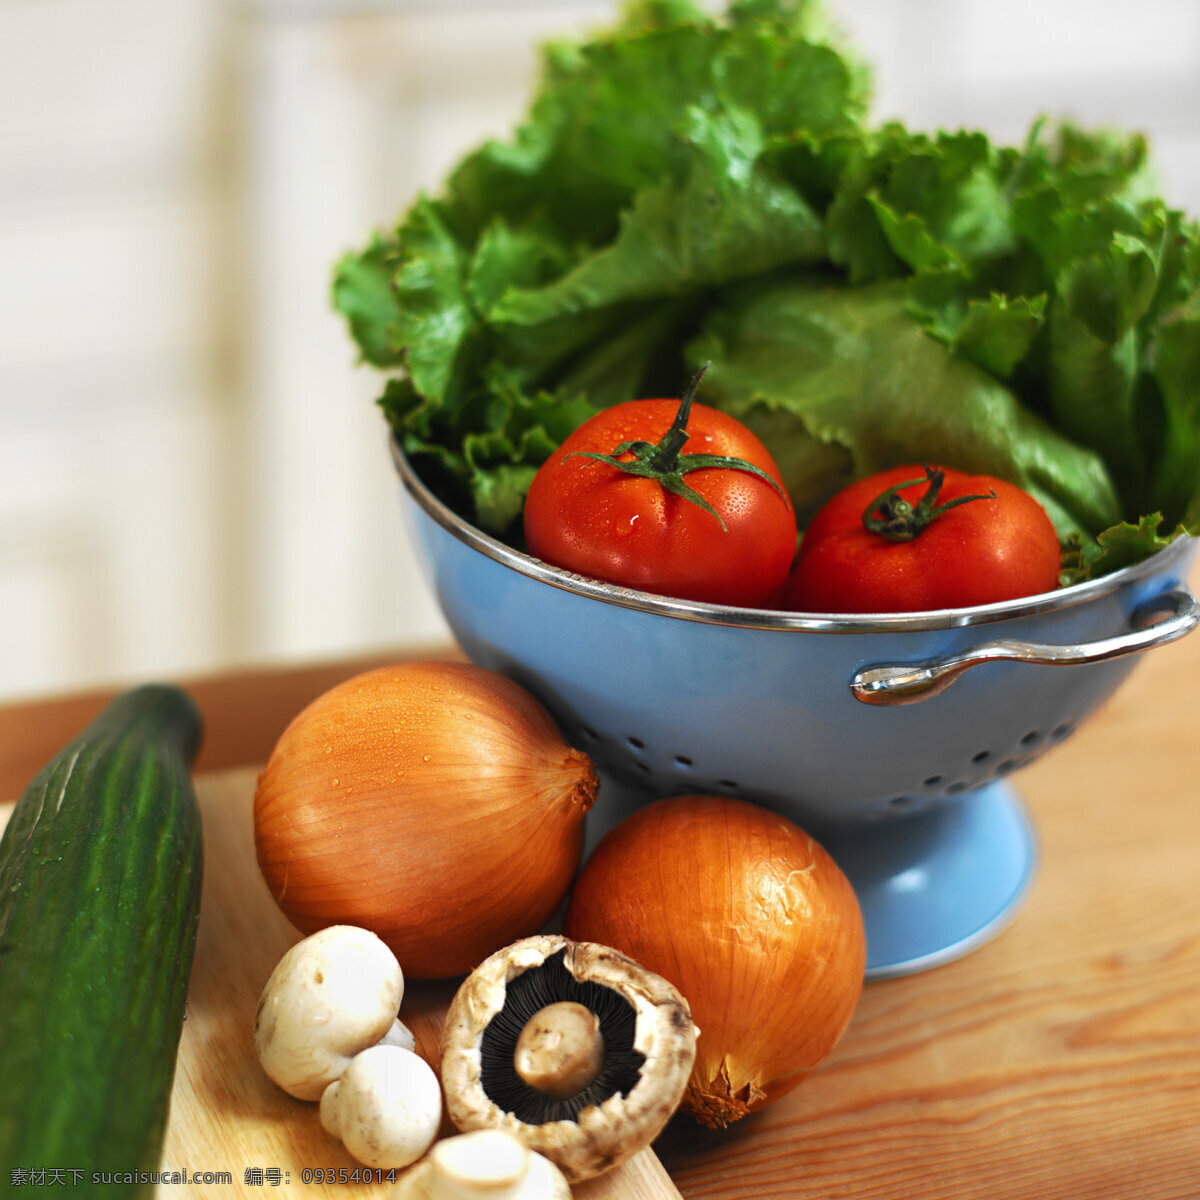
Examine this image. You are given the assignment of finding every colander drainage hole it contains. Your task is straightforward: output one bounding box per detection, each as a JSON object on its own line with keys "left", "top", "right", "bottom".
{"left": 972, "top": 750, "right": 990, "bottom": 764}
{"left": 1051, "top": 722, "right": 1074, "bottom": 741}
{"left": 922, "top": 774, "right": 943, "bottom": 788}
{"left": 718, "top": 779, "right": 739, "bottom": 791}
{"left": 1020, "top": 730, "right": 1042, "bottom": 747}
{"left": 674, "top": 755, "right": 693, "bottom": 767}
{"left": 945, "top": 781, "right": 970, "bottom": 795}
{"left": 995, "top": 758, "right": 1018, "bottom": 775}
{"left": 627, "top": 736, "right": 646, "bottom": 749}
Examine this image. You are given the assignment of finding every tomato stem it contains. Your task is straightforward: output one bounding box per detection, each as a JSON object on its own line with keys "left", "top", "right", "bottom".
{"left": 645, "top": 362, "right": 707, "bottom": 470}
{"left": 862, "top": 464, "right": 996, "bottom": 542}
{"left": 562, "top": 363, "right": 788, "bottom": 531}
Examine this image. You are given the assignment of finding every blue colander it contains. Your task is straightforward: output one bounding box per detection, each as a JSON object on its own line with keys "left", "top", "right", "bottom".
{"left": 392, "top": 443, "right": 1198, "bottom": 978}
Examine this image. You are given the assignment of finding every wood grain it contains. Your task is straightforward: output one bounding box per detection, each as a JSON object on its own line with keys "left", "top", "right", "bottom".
{"left": 0, "top": 768, "right": 679, "bottom": 1199}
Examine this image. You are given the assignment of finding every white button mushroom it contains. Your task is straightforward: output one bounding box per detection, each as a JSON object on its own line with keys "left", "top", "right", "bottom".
{"left": 391, "top": 1129, "right": 570, "bottom": 1200}
{"left": 320, "top": 1044, "right": 442, "bottom": 1170}
{"left": 254, "top": 925, "right": 415, "bottom": 1101}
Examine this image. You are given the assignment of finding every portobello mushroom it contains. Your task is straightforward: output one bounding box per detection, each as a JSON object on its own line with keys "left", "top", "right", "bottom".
{"left": 439, "top": 935, "right": 698, "bottom": 1182}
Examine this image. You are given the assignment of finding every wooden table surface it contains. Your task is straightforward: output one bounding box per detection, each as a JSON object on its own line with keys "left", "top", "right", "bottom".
{"left": 3, "top": 618, "right": 1199, "bottom": 1200}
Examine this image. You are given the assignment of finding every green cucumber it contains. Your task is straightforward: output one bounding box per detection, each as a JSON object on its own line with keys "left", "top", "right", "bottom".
{"left": 0, "top": 684, "right": 204, "bottom": 1193}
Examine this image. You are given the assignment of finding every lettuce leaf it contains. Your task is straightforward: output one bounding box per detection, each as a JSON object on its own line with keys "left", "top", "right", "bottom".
{"left": 332, "top": 0, "right": 1200, "bottom": 581}
{"left": 687, "top": 277, "right": 1121, "bottom": 537}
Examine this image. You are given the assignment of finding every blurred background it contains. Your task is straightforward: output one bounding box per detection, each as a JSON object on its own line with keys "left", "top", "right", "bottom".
{"left": 3, "top": 0, "right": 1199, "bottom": 704}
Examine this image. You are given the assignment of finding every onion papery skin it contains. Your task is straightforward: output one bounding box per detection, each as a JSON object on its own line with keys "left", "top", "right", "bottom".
{"left": 254, "top": 661, "right": 598, "bottom": 979}
{"left": 562, "top": 794, "right": 865, "bottom": 1128}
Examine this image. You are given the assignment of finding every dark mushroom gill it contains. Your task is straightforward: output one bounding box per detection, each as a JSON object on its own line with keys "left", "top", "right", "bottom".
{"left": 479, "top": 950, "right": 646, "bottom": 1124}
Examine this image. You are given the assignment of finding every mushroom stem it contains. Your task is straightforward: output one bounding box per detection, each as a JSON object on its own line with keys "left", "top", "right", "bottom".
{"left": 379, "top": 1017, "right": 417, "bottom": 1053}
{"left": 431, "top": 1129, "right": 530, "bottom": 1198}
{"left": 392, "top": 1130, "right": 570, "bottom": 1200}
{"left": 513, "top": 1001, "right": 605, "bottom": 1100}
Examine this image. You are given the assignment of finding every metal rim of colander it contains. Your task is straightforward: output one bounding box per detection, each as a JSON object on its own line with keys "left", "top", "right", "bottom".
{"left": 393, "top": 438, "right": 1193, "bottom": 634}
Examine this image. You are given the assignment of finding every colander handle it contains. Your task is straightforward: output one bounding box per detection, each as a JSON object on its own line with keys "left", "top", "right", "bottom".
{"left": 851, "top": 586, "right": 1200, "bottom": 705}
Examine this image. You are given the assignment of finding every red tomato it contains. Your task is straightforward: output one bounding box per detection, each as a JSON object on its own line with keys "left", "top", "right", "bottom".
{"left": 785, "top": 463, "right": 1061, "bottom": 613}
{"left": 523, "top": 387, "right": 796, "bottom": 608}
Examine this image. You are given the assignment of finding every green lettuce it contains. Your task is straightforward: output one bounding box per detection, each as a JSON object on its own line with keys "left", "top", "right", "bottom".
{"left": 332, "top": 0, "right": 1200, "bottom": 579}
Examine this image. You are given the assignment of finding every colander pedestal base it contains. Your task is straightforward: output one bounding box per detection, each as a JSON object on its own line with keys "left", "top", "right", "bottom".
{"left": 823, "top": 781, "right": 1037, "bottom": 980}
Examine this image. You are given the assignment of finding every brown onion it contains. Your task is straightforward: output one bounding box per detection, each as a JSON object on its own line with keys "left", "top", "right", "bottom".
{"left": 562, "top": 794, "right": 865, "bottom": 1128}
{"left": 254, "top": 661, "right": 598, "bottom": 979}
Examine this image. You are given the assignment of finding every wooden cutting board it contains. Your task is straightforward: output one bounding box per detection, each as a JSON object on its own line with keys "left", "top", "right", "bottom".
{"left": 1, "top": 767, "right": 682, "bottom": 1199}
